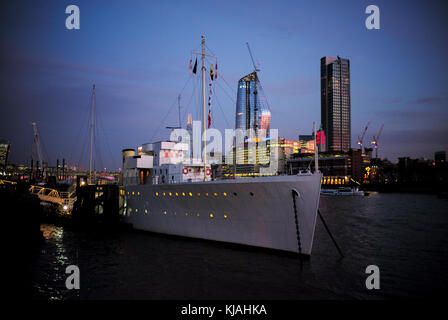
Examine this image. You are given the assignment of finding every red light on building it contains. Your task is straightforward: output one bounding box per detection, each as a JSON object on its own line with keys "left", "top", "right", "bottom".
{"left": 316, "top": 130, "right": 325, "bottom": 145}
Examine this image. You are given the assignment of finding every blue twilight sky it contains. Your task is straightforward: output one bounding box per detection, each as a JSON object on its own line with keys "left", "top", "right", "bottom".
{"left": 1, "top": 0, "right": 447, "bottom": 170}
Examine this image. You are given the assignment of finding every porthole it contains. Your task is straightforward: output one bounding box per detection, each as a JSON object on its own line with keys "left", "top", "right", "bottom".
{"left": 233, "top": 192, "right": 237, "bottom": 196}
{"left": 250, "top": 192, "right": 254, "bottom": 196}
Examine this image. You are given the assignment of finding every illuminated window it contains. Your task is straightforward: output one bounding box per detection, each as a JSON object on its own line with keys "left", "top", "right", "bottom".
{"left": 197, "top": 193, "right": 201, "bottom": 196}
{"left": 205, "top": 193, "right": 209, "bottom": 196}
{"left": 169, "top": 192, "right": 172, "bottom": 196}
{"left": 145, "top": 209, "right": 148, "bottom": 214}
{"left": 210, "top": 213, "right": 214, "bottom": 218}
{"left": 223, "top": 192, "right": 227, "bottom": 196}
{"left": 185, "top": 212, "right": 188, "bottom": 216}
{"left": 163, "top": 211, "right": 167, "bottom": 215}
{"left": 197, "top": 213, "right": 200, "bottom": 216}
{"left": 175, "top": 192, "right": 179, "bottom": 196}
{"left": 155, "top": 192, "right": 159, "bottom": 196}
{"left": 132, "top": 192, "right": 135, "bottom": 195}
{"left": 224, "top": 214, "right": 228, "bottom": 219}
{"left": 163, "top": 192, "right": 166, "bottom": 196}
{"left": 214, "top": 192, "right": 218, "bottom": 196}
{"left": 137, "top": 192, "right": 140, "bottom": 196}
{"left": 189, "top": 192, "right": 193, "bottom": 196}
{"left": 135, "top": 209, "right": 138, "bottom": 213}
{"left": 182, "top": 192, "right": 186, "bottom": 196}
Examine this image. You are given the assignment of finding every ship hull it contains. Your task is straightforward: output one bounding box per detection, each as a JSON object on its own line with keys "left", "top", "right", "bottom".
{"left": 122, "top": 173, "right": 322, "bottom": 255}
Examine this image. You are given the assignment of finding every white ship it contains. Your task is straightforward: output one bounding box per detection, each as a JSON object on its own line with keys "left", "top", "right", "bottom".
{"left": 119, "top": 37, "right": 322, "bottom": 255}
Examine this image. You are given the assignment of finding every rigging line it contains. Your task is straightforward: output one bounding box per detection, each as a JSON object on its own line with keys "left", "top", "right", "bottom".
{"left": 215, "top": 80, "right": 236, "bottom": 105}
{"left": 77, "top": 94, "right": 94, "bottom": 170}
{"left": 150, "top": 74, "right": 193, "bottom": 141}
{"left": 181, "top": 74, "right": 199, "bottom": 123}
{"left": 68, "top": 95, "right": 91, "bottom": 168}
{"left": 96, "top": 104, "right": 116, "bottom": 170}
{"left": 217, "top": 73, "right": 238, "bottom": 99}
{"left": 94, "top": 104, "right": 104, "bottom": 172}
{"left": 205, "top": 44, "right": 217, "bottom": 58}
{"left": 213, "top": 89, "right": 231, "bottom": 128}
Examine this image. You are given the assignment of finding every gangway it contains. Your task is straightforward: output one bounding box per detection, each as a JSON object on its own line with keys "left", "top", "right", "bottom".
{"left": 29, "top": 185, "right": 77, "bottom": 214}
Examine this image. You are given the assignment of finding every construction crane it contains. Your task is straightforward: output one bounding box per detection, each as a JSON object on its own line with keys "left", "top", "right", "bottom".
{"left": 372, "top": 123, "right": 384, "bottom": 159}
{"left": 245, "top": 41, "right": 260, "bottom": 135}
{"left": 357, "top": 120, "right": 371, "bottom": 153}
{"left": 246, "top": 41, "right": 260, "bottom": 73}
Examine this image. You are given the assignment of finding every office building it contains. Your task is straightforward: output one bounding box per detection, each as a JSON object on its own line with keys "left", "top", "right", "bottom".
{"left": 321, "top": 56, "right": 351, "bottom": 152}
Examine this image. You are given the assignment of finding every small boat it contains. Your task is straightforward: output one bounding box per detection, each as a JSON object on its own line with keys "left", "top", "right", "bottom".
{"left": 321, "top": 186, "right": 364, "bottom": 196}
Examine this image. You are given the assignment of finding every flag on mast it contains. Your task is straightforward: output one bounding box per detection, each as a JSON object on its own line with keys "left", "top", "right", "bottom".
{"left": 215, "top": 62, "right": 218, "bottom": 79}
{"left": 192, "top": 58, "right": 197, "bottom": 74}
{"left": 208, "top": 108, "right": 211, "bottom": 128}
{"left": 210, "top": 63, "right": 214, "bottom": 80}
{"left": 189, "top": 59, "right": 192, "bottom": 73}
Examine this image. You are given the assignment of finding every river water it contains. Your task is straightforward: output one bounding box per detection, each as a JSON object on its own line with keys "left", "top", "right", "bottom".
{"left": 29, "top": 193, "right": 448, "bottom": 300}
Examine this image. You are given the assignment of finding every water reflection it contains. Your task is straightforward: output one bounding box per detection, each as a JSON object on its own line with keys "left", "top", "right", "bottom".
{"left": 30, "top": 194, "right": 448, "bottom": 300}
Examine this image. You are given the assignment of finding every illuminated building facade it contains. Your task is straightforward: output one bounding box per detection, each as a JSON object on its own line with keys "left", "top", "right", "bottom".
{"left": 298, "top": 135, "right": 315, "bottom": 154}
{"left": 321, "top": 56, "right": 351, "bottom": 152}
{"left": 0, "top": 138, "right": 10, "bottom": 170}
{"left": 235, "top": 72, "right": 271, "bottom": 134}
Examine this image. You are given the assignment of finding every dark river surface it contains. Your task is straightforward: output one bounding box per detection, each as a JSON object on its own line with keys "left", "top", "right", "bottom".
{"left": 29, "top": 193, "right": 448, "bottom": 300}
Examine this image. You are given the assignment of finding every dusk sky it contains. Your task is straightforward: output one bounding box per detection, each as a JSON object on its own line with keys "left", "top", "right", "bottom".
{"left": 1, "top": 0, "right": 447, "bottom": 170}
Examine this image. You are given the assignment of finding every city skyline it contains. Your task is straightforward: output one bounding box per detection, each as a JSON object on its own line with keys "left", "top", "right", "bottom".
{"left": 1, "top": 0, "right": 448, "bottom": 170}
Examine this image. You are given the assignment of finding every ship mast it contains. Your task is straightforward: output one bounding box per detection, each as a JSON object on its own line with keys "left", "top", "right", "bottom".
{"left": 89, "top": 84, "right": 95, "bottom": 184}
{"left": 192, "top": 36, "right": 216, "bottom": 180}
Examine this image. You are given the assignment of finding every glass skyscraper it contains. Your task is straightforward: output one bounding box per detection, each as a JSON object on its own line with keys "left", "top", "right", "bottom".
{"left": 235, "top": 72, "right": 271, "bottom": 134}
{"left": 320, "top": 56, "right": 351, "bottom": 152}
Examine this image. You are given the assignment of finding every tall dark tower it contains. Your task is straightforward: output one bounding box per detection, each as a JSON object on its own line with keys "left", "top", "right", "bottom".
{"left": 320, "top": 56, "right": 351, "bottom": 152}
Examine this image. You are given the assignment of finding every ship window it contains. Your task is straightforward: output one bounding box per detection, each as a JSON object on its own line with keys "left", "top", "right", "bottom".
{"left": 185, "top": 213, "right": 188, "bottom": 216}
{"left": 182, "top": 192, "right": 185, "bottom": 196}
{"left": 233, "top": 192, "right": 237, "bottom": 196}
{"left": 223, "top": 192, "right": 227, "bottom": 196}
{"left": 175, "top": 192, "right": 179, "bottom": 196}
{"left": 224, "top": 214, "right": 228, "bottom": 219}
{"left": 250, "top": 192, "right": 254, "bottom": 196}
{"left": 145, "top": 209, "right": 148, "bottom": 214}
{"left": 205, "top": 193, "right": 209, "bottom": 196}
{"left": 132, "top": 192, "right": 135, "bottom": 195}
{"left": 155, "top": 192, "right": 159, "bottom": 196}
{"left": 210, "top": 213, "right": 214, "bottom": 218}
{"left": 135, "top": 209, "right": 138, "bottom": 213}
{"left": 197, "top": 193, "right": 200, "bottom": 196}
{"left": 189, "top": 192, "right": 193, "bottom": 196}
{"left": 197, "top": 213, "right": 200, "bottom": 216}
{"left": 169, "top": 192, "right": 172, "bottom": 196}
{"left": 137, "top": 192, "right": 140, "bottom": 196}
{"left": 214, "top": 192, "right": 218, "bottom": 196}
{"left": 163, "top": 211, "right": 167, "bottom": 215}
{"left": 163, "top": 192, "right": 166, "bottom": 196}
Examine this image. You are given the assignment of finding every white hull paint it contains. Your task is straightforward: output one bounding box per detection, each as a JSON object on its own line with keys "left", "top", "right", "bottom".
{"left": 122, "top": 173, "right": 322, "bottom": 255}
